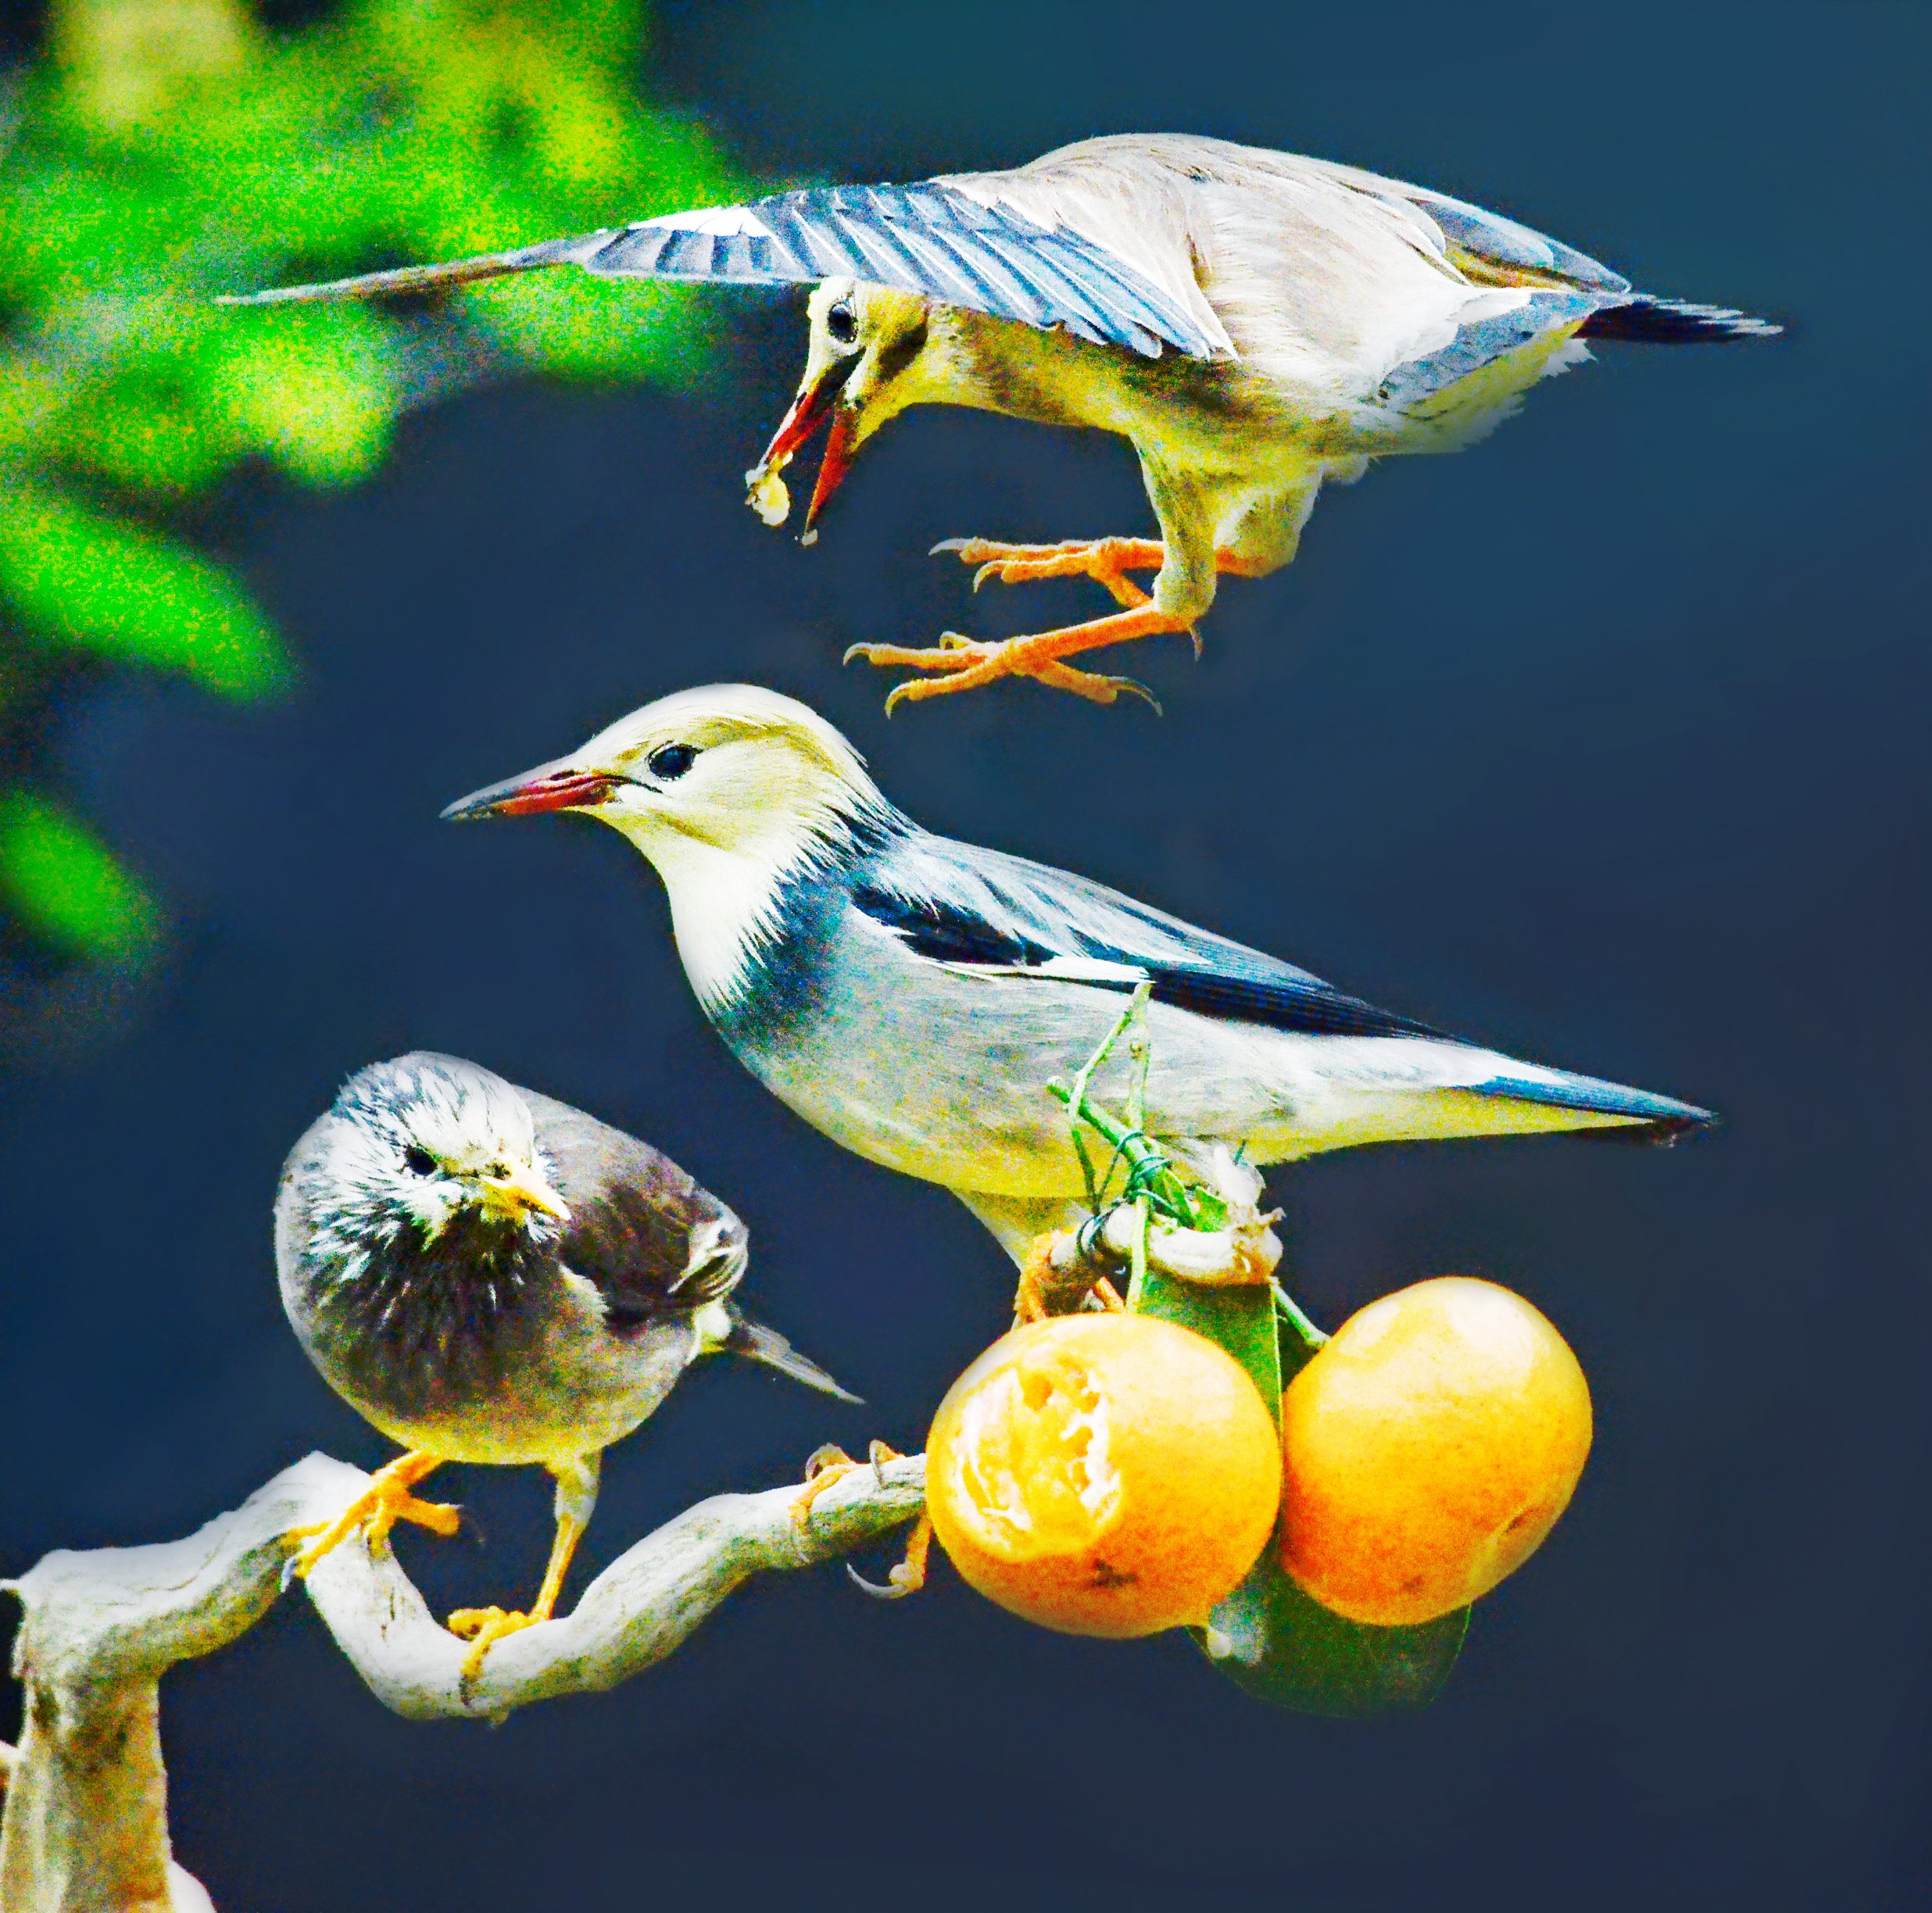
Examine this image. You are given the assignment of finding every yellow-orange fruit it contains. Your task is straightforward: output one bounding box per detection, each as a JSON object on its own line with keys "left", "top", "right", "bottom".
{"left": 1279, "top": 1276, "right": 1592, "bottom": 1626}
{"left": 925, "top": 1314, "right": 1282, "bottom": 1638}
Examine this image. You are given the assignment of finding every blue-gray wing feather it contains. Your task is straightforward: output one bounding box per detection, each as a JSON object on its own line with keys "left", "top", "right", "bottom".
{"left": 1375, "top": 288, "right": 1602, "bottom": 413}
{"left": 221, "top": 182, "right": 1218, "bottom": 357}
{"left": 852, "top": 832, "right": 1439, "bottom": 1040}
{"left": 850, "top": 831, "right": 1715, "bottom": 1135}
{"left": 1399, "top": 185, "right": 1630, "bottom": 292}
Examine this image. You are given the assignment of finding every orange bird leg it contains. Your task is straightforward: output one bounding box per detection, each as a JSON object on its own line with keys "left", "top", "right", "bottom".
{"left": 849, "top": 537, "right": 1278, "bottom": 708}
{"left": 933, "top": 535, "right": 1167, "bottom": 609}
{"left": 847, "top": 603, "right": 1193, "bottom": 712}
{"left": 446, "top": 1506, "right": 589, "bottom": 1680}
{"left": 936, "top": 535, "right": 1271, "bottom": 591}
{"left": 1012, "top": 1232, "right": 1060, "bottom": 1325}
{"left": 284, "top": 1450, "right": 460, "bottom": 1578}
{"left": 1012, "top": 1228, "right": 1132, "bottom": 1325}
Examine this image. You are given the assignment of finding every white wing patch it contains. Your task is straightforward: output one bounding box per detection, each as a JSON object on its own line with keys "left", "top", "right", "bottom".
{"left": 646, "top": 206, "right": 776, "bottom": 238}
{"left": 937, "top": 953, "right": 1152, "bottom": 986}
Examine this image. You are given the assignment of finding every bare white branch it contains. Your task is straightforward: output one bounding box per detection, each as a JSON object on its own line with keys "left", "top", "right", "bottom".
{"left": 1, "top": 1449, "right": 925, "bottom": 1911}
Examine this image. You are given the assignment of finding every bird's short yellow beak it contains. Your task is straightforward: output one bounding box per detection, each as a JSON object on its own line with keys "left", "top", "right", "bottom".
{"left": 478, "top": 1162, "right": 571, "bottom": 1223}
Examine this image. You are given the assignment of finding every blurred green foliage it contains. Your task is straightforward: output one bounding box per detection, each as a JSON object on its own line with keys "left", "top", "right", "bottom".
{"left": 0, "top": 0, "right": 750, "bottom": 992}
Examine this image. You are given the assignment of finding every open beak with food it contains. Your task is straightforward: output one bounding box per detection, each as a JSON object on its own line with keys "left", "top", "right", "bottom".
{"left": 743, "top": 352, "right": 861, "bottom": 545}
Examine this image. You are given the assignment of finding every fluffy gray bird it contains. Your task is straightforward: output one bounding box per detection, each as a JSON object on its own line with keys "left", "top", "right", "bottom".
{"left": 277, "top": 1050, "right": 856, "bottom": 1671}
{"left": 225, "top": 134, "right": 1776, "bottom": 710}
{"left": 440, "top": 686, "right": 1713, "bottom": 1270}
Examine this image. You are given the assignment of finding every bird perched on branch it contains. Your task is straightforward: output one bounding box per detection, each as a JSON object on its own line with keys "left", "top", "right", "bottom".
{"left": 277, "top": 1052, "right": 856, "bottom": 1674}
{"left": 441, "top": 686, "right": 1713, "bottom": 1271}
{"left": 225, "top": 134, "right": 1777, "bottom": 710}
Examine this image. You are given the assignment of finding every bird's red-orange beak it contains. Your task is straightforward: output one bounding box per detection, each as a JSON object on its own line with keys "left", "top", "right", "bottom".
{"left": 440, "top": 757, "right": 626, "bottom": 820}
{"left": 754, "top": 353, "right": 862, "bottom": 541}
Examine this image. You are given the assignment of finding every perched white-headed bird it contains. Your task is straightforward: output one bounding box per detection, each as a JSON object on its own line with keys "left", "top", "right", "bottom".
{"left": 226, "top": 134, "right": 1777, "bottom": 710}
{"left": 441, "top": 687, "right": 1712, "bottom": 1268}
{"left": 277, "top": 1052, "right": 856, "bottom": 1672}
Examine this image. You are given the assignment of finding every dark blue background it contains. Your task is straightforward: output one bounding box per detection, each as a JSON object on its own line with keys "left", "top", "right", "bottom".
{"left": 5, "top": 4, "right": 1929, "bottom": 1908}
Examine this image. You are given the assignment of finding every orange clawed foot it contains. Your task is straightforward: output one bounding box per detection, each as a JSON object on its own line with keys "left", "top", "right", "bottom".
{"left": 446, "top": 1604, "right": 544, "bottom": 1680}
{"left": 848, "top": 1511, "right": 933, "bottom": 1602}
{"left": 791, "top": 1441, "right": 931, "bottom": 1603}
{"left": 844, "top": 535, "right": 1210, "bottom": 709}
{"left": 791, "top": 1439, "right": 906, "bottom": 1529}
{"left": 1013, "top": 1228, "right": 1129, "bottom": 1325}
{"left": 446, "top": 1507, "right": 589, "bottom": 1681}
{"left": 935, "top": 535, "right": 1167, "bottom": 610}
{"left": 284, "top": 1450, "right": 460, "bottom": 1579}
{"left": 846, "top": 609, "right": 1190, "bottom": 712}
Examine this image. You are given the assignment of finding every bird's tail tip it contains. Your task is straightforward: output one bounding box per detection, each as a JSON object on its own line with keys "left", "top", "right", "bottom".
{"left": 724, "top": 1313, "right": 864, "bottom": 1404}
{"left": 1578, "top": 295, "right": 1784, "bottom": 343}
{"left": 1472, "top": 1069, "right": 1719, "bottom": 1145}
{"left": 1586, "top": 1106, "right": 1720, "bottom": 1147}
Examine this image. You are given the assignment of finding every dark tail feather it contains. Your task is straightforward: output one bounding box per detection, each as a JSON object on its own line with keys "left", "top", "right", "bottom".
{"left": 1579, "top": 295, "right": 1782, "bottom": 343}
{"left": 1575, "top": 1110, "right": 1720, "bottom": 1147}
{"left": 215, "top": 231, "right": 606, "bottom": 307}
{"left": 724, "top": 1310, "right": 863, "bottom": 1403}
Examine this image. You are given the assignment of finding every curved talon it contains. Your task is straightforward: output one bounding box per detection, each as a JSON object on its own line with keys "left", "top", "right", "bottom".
{"left": 848, "top": 1511, "right": 932, "bottom": 1600}
{"left": 1094, "top": 674, "right": 1163, "bottom": 713}
{"left": 846, "top": 1564, "right": 914, "bottom": 1599}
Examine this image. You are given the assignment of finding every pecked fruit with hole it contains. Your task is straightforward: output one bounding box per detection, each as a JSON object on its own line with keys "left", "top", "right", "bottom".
{"left": 925, "top": 1313, "right": 1283, "bottom": 1637}
{"left": 1279, "top": 1276, "right": 1593, "bottom": 1626}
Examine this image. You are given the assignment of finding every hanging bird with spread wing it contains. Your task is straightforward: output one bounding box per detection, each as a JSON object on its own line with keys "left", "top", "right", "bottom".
{"left": 223, "top": 134, "right": 1779, "bottom": 711}
{"left": 277, "top": 1052, "right": 857, "bottom": 1675}
{"left": 439, "top": 685, "right": 1714, "bottom": 1275}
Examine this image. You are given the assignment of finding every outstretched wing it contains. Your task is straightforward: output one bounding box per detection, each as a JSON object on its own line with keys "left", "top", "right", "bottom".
{"left": 219, "top": 183, "right": 1222, "bottom": 359}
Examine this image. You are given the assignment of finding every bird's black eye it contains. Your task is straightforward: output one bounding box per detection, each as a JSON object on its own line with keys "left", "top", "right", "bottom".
{"left": 826, "top": 299, "right": 857, "bottom": 345}
{"left": 403, "top": 1145, "right": 438, "bottom": 1177}
{"left": 647, "top": 742, "right": 699, "bottom": 781}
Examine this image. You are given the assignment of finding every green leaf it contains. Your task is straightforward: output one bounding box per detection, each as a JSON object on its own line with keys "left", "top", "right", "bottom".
{"left": 204, "top": 308, "right": 402, "bottom": 486}
{"left": 0, "top": 792, "right": 162, "bottom": 964}
{"left": 1131, "top": 1260, "right": 1468, "bottom": 1715}
{"left": 0, "top": 489, "right": 293, "bottom": 698}
{"left": 0, "top": 0, "right": 764, "bottom": 968}
{"left": 478, "top": 274, "right": 715, "bottom": 384}
{"left": 1205, "top": 1554, "right": 1469, "bottom": 1719}
{"left": 1133, "top": 1262, "right": 1282, "bottom": 1418}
